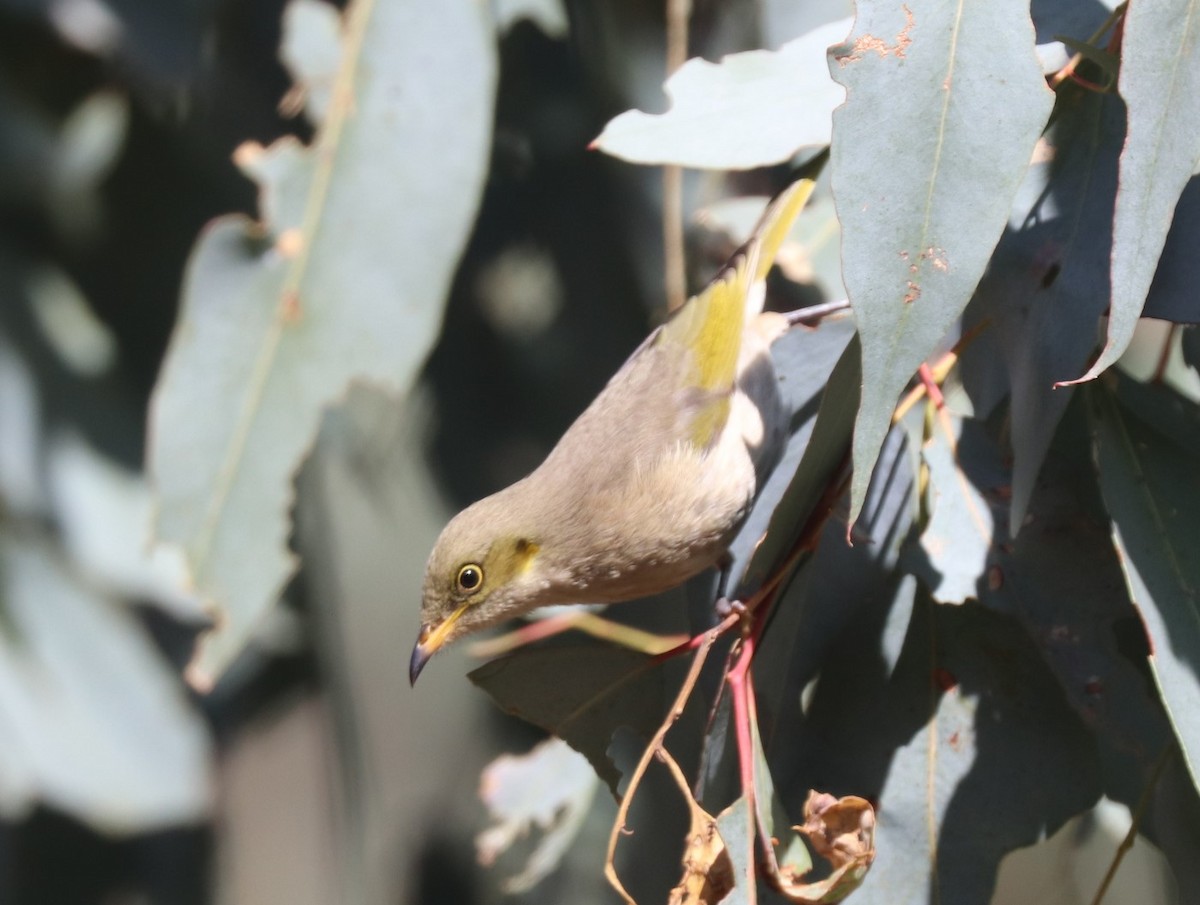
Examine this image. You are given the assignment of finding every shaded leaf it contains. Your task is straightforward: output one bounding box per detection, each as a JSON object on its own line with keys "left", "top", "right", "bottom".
{"left": 1073, "top": 0, "right": 1200, "bottom": 382}
{"left": 753, "top": 420, "right": 915, "bottom": 778}
{"left": 792, "top": 589, "right": 1101, "bottom": 904}
{"left": 829, "top": 0, "right": 1054, "bottom": 525}
{"left": 476, "top": 737, "right": 598, "bottom": 893}
{"left": 978, "top": 416, "right": 1171, "bottom": 809}
{"left": 1089, "top": 383, "right": 1200, "bottom": 790}
{"left": 470, "top": 643, "right": 667, "bottom": 795}
{"left": 750, "top": 673, "right": 876, "bottom": 903}
{"left": 1143, "top": 178, "right": 1200, "bottom": 325}
{"left": 593, "top": 19, "right": 850, "bottom": 169}
{"left": 149, "top": 0, "right": 496, "bottom": 679}
{"left": 1183, "top": 326, "right": 1200, "bottom": 373}
{"left": 733, "top": 328, "right": 858, "bottom": 598}
{"left": 969, "top": 88, "right": 1124, "bottom": 529}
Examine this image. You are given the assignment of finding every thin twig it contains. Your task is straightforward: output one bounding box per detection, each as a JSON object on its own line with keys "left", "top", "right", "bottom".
{"left": 784, "top": 298, "right": 851, "bottom": 327}
{"left": 1089, "top": 746, "right": 1172, "bottom": 905}
{"left": 663, "top": 0, "right": 690, "bottom": 313}
{"left": 468, "top": 610, "right": 688, "bottom": 659}
{"left": 604, "top": 623, "right": 725, "bottom": 905}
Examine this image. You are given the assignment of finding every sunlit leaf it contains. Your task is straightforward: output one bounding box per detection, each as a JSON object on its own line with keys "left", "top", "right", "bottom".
{"left": 149, "top": 0, "right": 496, "bottom": 679}
{"left": 477, "top": 737, "right": 598, "bottom": 893}
{"left": 911, "top": 419, "right": 997, "bottom": 605}
{"left": 830, "top": 0, "right": 1054, "bottom": 526}
{"left": 1072, "top": 0, "right": 1200, "bottom": 382}
{"left": 593, "top": 19, "right": 850, "bottom": 169}
{"left": 49, "top": 434, "right": 203, "bottom": 622}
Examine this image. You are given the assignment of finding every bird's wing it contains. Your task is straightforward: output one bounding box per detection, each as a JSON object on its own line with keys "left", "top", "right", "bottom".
{"left": 653, "top": 178, "right": 815, "bottom": 450}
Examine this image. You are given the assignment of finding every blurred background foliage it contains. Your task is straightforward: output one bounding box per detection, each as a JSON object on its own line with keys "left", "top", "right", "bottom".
{"left": 1, "top": 0, "right": 1199, "bottom": 904}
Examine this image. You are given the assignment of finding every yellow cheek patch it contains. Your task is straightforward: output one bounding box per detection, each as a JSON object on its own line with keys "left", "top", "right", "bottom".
{"left": 475, "top": 537, "right": 540, "bottom": 597}
{"left": 514, "top": 538, "right": 540, "bottom": 575}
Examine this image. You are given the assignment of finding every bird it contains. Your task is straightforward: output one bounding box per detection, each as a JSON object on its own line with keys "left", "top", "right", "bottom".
{"left": 410, "top": 179, "right": 815, "bottom": 684}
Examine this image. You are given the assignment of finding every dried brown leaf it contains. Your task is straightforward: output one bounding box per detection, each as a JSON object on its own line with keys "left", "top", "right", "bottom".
{"left": 798, "top": 791, "right": 877, "bottom": 869}
{"left": 668, "top": 795, "right": 735, "bottom": 905}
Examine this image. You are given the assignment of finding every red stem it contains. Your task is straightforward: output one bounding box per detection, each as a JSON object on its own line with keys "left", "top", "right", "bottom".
{"left": 918, "top": 362, "right": 945, "bottom": 410}
{"left": 651, "top": 611, "right": 741, "bottom": 664}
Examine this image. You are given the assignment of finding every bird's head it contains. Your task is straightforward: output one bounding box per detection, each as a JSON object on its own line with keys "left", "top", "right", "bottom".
{"left": 410, "top": 491, "right": 552, "bottom": 683}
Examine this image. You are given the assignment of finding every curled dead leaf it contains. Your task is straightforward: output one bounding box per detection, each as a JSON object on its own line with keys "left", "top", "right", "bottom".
{"left": 798, "top": 791, "right": 877, "bottom": 869}
{"left": 755, "top": 791, "right": 875, "bottom": 903}
{"left": 668, "top": 796, "right": 735, "bottom": 905}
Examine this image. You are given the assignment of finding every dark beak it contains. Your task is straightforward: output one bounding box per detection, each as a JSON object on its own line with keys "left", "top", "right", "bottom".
{"left": 409, "top": 605, "right": 468, "bottom": 686}
{"left": 409, "top": 624, "right": 433, "bottom": 686}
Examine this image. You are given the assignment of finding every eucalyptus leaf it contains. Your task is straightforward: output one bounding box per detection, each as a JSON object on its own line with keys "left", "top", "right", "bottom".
{"left": 790, "top": 585, "right": 1101, "bottom": 904}
{"left": 476, "top": 737, "right": 598, "bottom": 893}
{"left": 593, "top": 18, "right": 850, "bottom": 170}
{"left": 713, "top": 796, "right": 754, "bottom": 905}
{"left": 1089, "top": 383, "right": 1200, "bottom": 791}
{"left": 1143, "top": 178, "right": 1200, "bottom": 325}
{"left": 0, "top": 533, "right": 211, "bottom": 832}
{"left": 911, "top": 422, "right": 997, "bottom": 605}
{"left": 1074, "top": 0, "right": 1200, "bottom": 382}
{"left": 969, "top": 88, "right": 1123, "bottom": 529}
{"left": 149, "top": 0, "right": 496, "bottom": 679}
{"left": 470, "top": 643, "right": 667, "bottom": 795}
{"left": 829, "top": 0, "right": 1054, "bottom": 527}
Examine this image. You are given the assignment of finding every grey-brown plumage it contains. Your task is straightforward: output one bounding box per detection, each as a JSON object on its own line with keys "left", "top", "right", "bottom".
{"left": 411, "top": 180, "right": 814, "bottom": 682}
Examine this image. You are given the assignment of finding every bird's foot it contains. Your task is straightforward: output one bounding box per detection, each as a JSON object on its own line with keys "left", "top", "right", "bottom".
{"left": 715, "top": 597, "right": 747, "bottom": 619}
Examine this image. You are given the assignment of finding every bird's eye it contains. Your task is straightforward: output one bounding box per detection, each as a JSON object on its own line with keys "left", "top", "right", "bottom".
{"left": 456, "top": 564, "right": 484, "bottom": 594}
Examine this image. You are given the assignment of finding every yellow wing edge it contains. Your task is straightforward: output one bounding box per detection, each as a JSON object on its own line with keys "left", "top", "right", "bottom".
{"left": 667, "top": 178, "right": 816, "bottom": 447}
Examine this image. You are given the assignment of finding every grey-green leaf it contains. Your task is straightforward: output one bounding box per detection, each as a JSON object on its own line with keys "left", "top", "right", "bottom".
{"left": 469, "top": 644, "right": 667, "bottom": 796}
{"left": 592, "top": 18, "right": 850, "bottom": 170}
{"left": 476, "top": 737, "right": 598, "bottom": 893}
{"left": 967, "top": 88, "right": 1123, "bottom": 530}
{"left": 912, "top": 423, "right": 996, "bottom": 605}
{"left": 148, "top": 0, "right": 496, "bottom": 679}
{"left": 1089, "top": 383, "right": 1200, "bottom": 792}
{"left": 795, "top": 588, "right": 1101, "bottom": 904}
{"left": 1071, "top": 0, "right": 1200, "bottom": 383}
{"left": 829, "top": 0, "right": 1054, "bottom": 526}
{"left": 0, "top": 533, "right": 210, "bottom": 831}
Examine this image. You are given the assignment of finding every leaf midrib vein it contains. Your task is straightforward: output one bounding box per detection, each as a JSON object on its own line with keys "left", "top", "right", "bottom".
{"left": 191, "top": 0, "right": 378, "bottom": 575}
